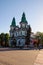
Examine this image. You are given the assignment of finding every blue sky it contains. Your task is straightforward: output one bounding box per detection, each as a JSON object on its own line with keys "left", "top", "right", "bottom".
{"left": 0, "top": 0, "right": 43, "bottom": 33}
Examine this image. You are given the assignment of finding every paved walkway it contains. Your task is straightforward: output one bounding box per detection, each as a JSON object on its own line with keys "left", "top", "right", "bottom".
{"left": 34, "top": 49, "right": 43, "bottom": 65}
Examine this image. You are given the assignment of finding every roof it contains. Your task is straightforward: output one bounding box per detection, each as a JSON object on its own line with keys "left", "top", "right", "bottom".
{"left": 11, "top": 17, "right": 16, "bottom": 27}
{"left": 20, "top": 12, "right": 27, "bottom": 23}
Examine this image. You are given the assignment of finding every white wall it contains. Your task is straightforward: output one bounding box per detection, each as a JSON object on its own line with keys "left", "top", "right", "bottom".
{"left": 10, "top": 32, "right": 13, "bottom": 37}
{"left": 16, "top": 38, "right": 25, "bottom": 47}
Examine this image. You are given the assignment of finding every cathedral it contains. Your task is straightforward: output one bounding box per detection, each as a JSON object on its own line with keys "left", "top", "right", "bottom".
{"left": 9, "top": 12, "right": 31, "bottom": 48}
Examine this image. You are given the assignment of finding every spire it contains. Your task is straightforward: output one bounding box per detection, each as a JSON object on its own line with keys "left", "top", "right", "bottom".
{"left": 11, "top": 17, "right": 16, "bottom": 27}
{"left": 21, "top": 12, "right": 27, "bottom": 23}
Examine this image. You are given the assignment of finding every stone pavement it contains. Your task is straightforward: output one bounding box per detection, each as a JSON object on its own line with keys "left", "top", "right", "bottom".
{"left": 34, "top": 49, "right": 43, "bottom": 65}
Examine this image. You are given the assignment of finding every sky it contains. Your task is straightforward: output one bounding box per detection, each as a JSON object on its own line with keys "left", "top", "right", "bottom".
{"left": 0, "top": 0, "right": 43, "bottom": 33}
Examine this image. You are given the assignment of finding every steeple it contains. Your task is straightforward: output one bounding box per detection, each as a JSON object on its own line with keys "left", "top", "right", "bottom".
{"left": 20, "top": 12, "right": 27, "bottom": 23}
{"left": 11, "top": 17, "right": 16, "bottom": 27}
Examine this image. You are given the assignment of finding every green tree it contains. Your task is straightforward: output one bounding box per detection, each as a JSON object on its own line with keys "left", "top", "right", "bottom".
{"left": 35, "top": 32, "right": 43, "bottom": 47}
{"left": 5, "top": 33, "right": 9, "bottom": 47}
{"left": 0, "top": 34, "right": 1, "bottom": 47}
{"left": 0, "top": 33, "right": 5, "bottom": 47}
{"left": 26, "top": 25, "right": 31, "bottom": 47}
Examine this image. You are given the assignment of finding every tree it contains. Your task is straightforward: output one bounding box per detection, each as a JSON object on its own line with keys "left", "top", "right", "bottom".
{"left": 0, "top": 34, "right": 1, "bottom": 47}
{"left": 35, "top": 32, "right": 43, "bottom": 48}
{"left": 0, "top": 33, "right": 10, "bottom": 47}
{"left": 5, "top": 33, "right": 9, "bottom": 47}
{"left": 26, "top": 25, "right": 31, "bottom": 47}
{"left": 0, "top": 33, "right": 5, "bottom": 47}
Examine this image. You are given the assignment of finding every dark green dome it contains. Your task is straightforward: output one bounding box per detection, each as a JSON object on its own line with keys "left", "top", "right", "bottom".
{"left": 11, "top": 17, "right": 16, "bottom": 26}
{"left": 21, "top": 12, "right": 27, "bottom": 23}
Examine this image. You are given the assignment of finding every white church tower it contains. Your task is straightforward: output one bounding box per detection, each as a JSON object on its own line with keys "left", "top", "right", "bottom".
{"left": 9, "top": 12, "right": 30, "bottom": 48}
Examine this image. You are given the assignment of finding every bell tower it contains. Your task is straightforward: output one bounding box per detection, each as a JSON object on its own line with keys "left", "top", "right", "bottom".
{"left": 10, "top": 17, "right": 16, "bottom": 37}
{"left": 20, "top": 12, "right": 28, "bottom": 28}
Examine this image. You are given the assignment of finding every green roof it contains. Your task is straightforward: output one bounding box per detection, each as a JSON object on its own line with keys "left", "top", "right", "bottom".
{"left": 21, "top": 12, "right": 27, "bottom": 23}
{"left": 11, "top": 17, "right": 16, "bottom": 26}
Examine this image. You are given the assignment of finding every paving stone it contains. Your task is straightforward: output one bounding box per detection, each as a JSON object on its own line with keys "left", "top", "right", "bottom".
{"left": 34, "top": 50, "right": 43, "bottom": 65}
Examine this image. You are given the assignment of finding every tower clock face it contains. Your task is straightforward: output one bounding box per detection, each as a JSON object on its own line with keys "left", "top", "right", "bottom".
{"left": 22, "top": 23, "right": 25, "bottom": 27}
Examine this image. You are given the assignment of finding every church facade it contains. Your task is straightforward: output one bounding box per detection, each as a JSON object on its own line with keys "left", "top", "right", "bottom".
{"left": 9, "top": 13, "right": 31, "bottom": 47}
